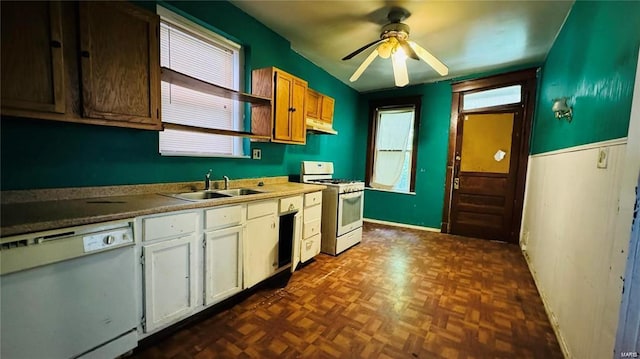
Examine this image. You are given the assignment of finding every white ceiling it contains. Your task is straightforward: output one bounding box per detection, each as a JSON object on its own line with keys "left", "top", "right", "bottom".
{"left": 229, "top": 0, "right": 574, "bottom": 93}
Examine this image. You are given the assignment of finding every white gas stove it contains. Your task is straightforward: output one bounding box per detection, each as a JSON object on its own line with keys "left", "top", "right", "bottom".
{"left": 301, "top": 161, "right": 364, "bottom": 255}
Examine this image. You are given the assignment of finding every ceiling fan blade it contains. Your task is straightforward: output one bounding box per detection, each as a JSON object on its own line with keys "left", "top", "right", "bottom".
{"left": 342, "top": 38, "right": 386, "bottom": 60}
{"left": 398, "top": 39, "right": 419, "bottom": 60}
{"left": 408, "top": 41, "right": 449, "bottom": 76}
{"left": 349, "top": 49, "right": 379, "bottom": 82}
{"left": 391, "top": 52, "right": 409, "bottom": 87}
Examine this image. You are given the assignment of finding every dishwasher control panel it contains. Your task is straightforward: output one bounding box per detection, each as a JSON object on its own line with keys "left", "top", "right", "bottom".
{"left": 83, "top": 227, "right": 133, "bottom": 253}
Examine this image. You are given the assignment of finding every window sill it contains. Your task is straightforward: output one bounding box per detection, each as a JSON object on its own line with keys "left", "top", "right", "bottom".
{"left": 365, "top": 187, "right": 416, "bottom": 196}
{"left": 160, "top": 151, "right": 250, "bottom": 159}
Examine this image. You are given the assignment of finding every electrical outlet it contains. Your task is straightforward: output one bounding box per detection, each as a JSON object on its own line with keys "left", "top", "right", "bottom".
{"left": 252, "top": 149, "right": 261, "bottom": 160}
{"left": 597, "top": 147, "right": 608, "bottom": 169}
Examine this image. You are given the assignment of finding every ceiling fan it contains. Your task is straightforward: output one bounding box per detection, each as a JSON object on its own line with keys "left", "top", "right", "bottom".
{"left": 342, "top": 7, "right": 448, "bottom": 87}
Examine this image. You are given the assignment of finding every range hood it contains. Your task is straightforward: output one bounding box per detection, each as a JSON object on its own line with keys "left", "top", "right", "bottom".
{"left": 306, "top": 118, "right": 337, "bottom": 135}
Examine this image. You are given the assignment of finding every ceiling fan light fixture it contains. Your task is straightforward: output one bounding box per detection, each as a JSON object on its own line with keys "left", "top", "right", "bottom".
{"left": 391, "top": 50, "right": 409, "bottom": 87}
{"left": 342, "top": 7, "right": 449, "bottom": 87}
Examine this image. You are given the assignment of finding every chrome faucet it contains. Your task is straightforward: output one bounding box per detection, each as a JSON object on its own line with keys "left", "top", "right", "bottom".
{"left": 205, "top": 169, "right": 212, "bottom": 190}
{"left": 223, "top": 176, "right": 230, "bottom": 190}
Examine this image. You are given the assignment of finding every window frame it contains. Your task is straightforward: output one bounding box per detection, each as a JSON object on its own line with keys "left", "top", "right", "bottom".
{"left": 366, "top": 96, "right": 422, "bottom": 193}
{"left": 157, "top": 5, "right": 246, "bottom": 158}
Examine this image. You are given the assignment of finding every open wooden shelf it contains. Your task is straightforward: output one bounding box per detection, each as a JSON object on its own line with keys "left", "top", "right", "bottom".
{"left": 160, "top": 67, "right": 272, "bottom": 139}
{"left": 160, "top": 67, "right": 271, "bottom": 106}
{"left": 163, "top": 123, "right": 271, "bottom": 141}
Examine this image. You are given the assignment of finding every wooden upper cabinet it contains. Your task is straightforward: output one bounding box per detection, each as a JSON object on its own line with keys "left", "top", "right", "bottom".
{"left": 251, "top": 67, "right": 307, "bottom": 145}
{"left": 1, "top": 1, "right": 65, "bottom": 114}
{"left": 305, "top": 89, "right": 322, "bottom": 122}
{"left": 305, "top": 88, "right": 334, "bottom": 127}
{"left": 79, "top": 2, "right": 160, "bottom": 128}
{"left": 0, "top": 1, "right": 161, "bottom": 130}
{"left": 320, "top": 95, "right": 335, "bottom": 124}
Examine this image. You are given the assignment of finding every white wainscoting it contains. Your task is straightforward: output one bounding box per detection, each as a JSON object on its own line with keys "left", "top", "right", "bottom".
{"left": 521, "top": 138, "right": 628, "bottom": 359}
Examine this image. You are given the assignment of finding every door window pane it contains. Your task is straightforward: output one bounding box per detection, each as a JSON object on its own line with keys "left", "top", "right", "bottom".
{"left": 460, "top": 113, "right": 515, "bottom": 173}
{"left": 463, "top": 85, "right": 521, "bottom": 110}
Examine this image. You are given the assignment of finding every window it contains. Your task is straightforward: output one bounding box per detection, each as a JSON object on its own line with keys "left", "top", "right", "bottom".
{"left": 462, "top": 85, "right": 521, "bottom": 110}
{"left": 366, "top": 97, "right": 421, "bottom": 193}
{"left": 157, "top": 6, "right": 244, "bottom": 157}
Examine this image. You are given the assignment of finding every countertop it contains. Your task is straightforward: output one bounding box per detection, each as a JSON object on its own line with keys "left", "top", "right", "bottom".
{"left": 1, "top": 177, "right": 325, "bottom": 237}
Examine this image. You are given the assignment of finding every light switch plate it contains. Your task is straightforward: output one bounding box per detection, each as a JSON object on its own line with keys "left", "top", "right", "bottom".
{"left": 597, "top": 147, "right": 608, "bottom": 169}
{"left": 252, "top": 149, "right": 261, "bottom": 160}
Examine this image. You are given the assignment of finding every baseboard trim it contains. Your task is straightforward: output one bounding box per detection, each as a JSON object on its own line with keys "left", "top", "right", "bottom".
{"left": 364, "top": 218, "right": 441, "bottom": 233}
{"left": 522, "top": 250, "right": 572, "bottom": 358}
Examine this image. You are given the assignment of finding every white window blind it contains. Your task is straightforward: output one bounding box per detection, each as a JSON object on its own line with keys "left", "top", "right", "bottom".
{"left": 158, "top": 7, "right": 244, "bottom": 157}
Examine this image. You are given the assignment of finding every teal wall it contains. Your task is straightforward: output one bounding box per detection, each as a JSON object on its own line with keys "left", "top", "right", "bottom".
{"left": 358, "top": 83, "right": 452, "bottom": 228}
{"left": 531, "top": 0, "right": 640, "bottom": 154}
{"left": 0, "top": 1, "right": 360, "bottom": 190}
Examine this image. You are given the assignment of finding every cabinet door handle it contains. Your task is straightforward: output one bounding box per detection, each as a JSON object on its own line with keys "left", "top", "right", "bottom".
{"left": 291, "top": 107, "right": 296, "bottom": 112}
{"left": 271, "top": 222, "right": 276, "bottom": 229}
{"left": 81, "top": 51, "right": 90, "bottom": 58}
{"left": 50, "top": 40, "right": 62, "bottom": 48}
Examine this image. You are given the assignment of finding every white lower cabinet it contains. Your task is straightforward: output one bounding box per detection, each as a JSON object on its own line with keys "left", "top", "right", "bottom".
{"left": 204, "top": 225, "right": 243, "bottom": 305}
{"left": 137, "top": 192, "right": 319, "bottom": 336}
{"left": 302, "top": 191, "right": 323, "bottom": 263}
{"left": 142, "top": 233, "right": 199, "bottom": 333}
{"left": 244, "top": 200, "right": 279, "bottom": 288}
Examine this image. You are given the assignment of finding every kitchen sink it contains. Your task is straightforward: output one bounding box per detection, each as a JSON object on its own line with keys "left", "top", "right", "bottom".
{"left": 175, "top": 191, "right": 232, "bottom": 200}
{"left": 170, "top": 188, "right": 266, "bottom": 201}
{"left": 214, "top": 188, "right": 264, "bottom": 196}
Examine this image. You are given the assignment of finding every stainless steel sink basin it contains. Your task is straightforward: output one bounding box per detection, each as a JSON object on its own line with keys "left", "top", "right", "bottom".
{"left": 215, "top": 188, "right": 264, "bottom": 196}
{"left": 170, "top": 188, "right": 266, "bottom": 201}
{"left": 175, "top": 191, "right": 233, "bottom": 200}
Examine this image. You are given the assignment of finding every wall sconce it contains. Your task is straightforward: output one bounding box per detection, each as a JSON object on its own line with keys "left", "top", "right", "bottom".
{"left": 552, "top": 97, "right": 573, "bottom": 122}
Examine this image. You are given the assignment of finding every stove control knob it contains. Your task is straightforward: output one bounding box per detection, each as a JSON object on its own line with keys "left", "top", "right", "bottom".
{"left": 103, "top": 235, "right": 115, "bottom": 245}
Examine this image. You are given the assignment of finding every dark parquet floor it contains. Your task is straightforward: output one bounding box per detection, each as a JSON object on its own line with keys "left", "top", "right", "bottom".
{"left": 131, "top": 222, "right": 563, "bottom": 359}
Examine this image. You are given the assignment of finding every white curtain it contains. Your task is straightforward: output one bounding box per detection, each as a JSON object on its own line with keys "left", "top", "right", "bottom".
{"left": 371, "top": 109, "right": 413, "bottom": 189}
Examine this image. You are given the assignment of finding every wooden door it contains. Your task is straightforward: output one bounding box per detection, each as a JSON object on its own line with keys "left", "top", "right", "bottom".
{"left": 204, "top": 225, "right": 243, "bottom": 305}
{"left": 1, "top": 1, "right": 65, "bottom": 114}
{"left": 273, "top": 71, "right": 293, "bottom": 141}
{"left": 143, "top": 234, "right": 198, "bottom": 332}
{"left": 442, "top": 69, "right": 537, "bottom": 244}
{"left": 450, "top": 110, "right": 522, "bottom": 241}
{"left": 290, "top": 78, "right": 307, "bottom": 143}
{"left": 79, "top": 1, "right": 160, "bottom": 128}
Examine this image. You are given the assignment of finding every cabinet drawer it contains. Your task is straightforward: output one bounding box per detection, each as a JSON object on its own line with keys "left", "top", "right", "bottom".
{"left": 205, "top": 205, "right": 244, "bottom": 230}
{"left": 143, "top": 211, "right": 198, "bottom": 241}
{"left": 280, "top": 196, "right": 303, "bottom": 213}
{"left": 301, "top": 233, "right": 320, "bottom": 263}
{"left": 247, "top": 200, "right": 278, "bottom": 220}
{"left": 304, "top": 203, "right": 322, "bottom": 221}
{"left": 304, "top": 192, "right": 322, "bottom": 207}
{"left": 303, "top": 218, "right": 321, "bottom": 239}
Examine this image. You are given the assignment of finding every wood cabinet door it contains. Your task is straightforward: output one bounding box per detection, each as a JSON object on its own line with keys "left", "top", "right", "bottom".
{"left": 142, "top": 234, "right": 198, "bottom": 332}
{"left": 290, "top": 78, "right": 307, "bottom": 143}
{"left": 1, "top": 1, "right": 65, "bottom": 114}
{"left": 244, "top": 214, "right": 278, "bottom": 288}
{"left": 305, "top": 89, "right": 321, "bottom": 120}
{"left": 79, "top": 1, "right": 160, "bottom": 128}
{"left": 320, "top": 95, "right": 335, "bottom": 124}
{"left": 204, "top": 225, "right": 243, "bottom": 305}
{"left": 273, "top": 71, "right": 293, "bottom": 141}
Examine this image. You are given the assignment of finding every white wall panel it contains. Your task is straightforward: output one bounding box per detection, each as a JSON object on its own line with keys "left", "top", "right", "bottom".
{"left": 521, "top": 139, "right": 627, "bottom": 358}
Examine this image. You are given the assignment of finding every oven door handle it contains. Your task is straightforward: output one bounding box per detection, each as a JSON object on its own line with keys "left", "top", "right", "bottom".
{"left": 340, "top": 191, "right": 363, "bottom": 200}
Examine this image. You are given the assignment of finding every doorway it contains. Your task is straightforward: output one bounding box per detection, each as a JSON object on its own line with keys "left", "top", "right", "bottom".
{"left": 441, "top": 69, "right": 537, "bottom": 244}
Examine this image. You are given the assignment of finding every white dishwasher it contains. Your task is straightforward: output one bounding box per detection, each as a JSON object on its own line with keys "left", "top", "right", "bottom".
{"left": 1, "top": 220, "right": 138, "bottom": 359}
